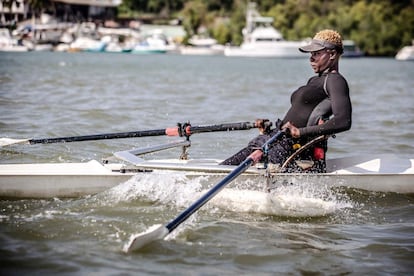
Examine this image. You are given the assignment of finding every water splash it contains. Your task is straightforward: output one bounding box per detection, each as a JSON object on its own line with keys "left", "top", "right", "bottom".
{"left": 103, "top": 171, "right": 354, "bottom": 219}
{"left": 102, "top": 171, "right": 207, "bottom": 207}
{"left": 269, "top": 176, "right": 354, "bottom": 216}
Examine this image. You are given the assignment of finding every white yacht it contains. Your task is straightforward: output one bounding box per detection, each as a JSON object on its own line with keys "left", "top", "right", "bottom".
{"left": 0, "top": 28, "right": 29, "bottom": 52}
{"left": 180, "top": 35, "right": 224, "bottom": 55}
{"left": 224, "top": 3, "right": 306, "bottom": 58}
{"left": 132, "top": 30, "right": 170, "bottom": 54}
{"left": 396, "top": 40, "right": 414, "bottom": 61}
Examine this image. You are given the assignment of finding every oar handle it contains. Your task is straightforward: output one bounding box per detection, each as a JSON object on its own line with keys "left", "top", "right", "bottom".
{"left": 28, "top": 121, "right": 258, "bottom": 145}
{"left": 188, "top": 122, "right": 256, "bottom": 135}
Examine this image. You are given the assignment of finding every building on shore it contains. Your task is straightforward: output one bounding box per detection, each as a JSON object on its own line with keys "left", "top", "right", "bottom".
{"left": 51, "top": 0, "right": 121, "bottom": 22}
{"left": 0, "top": 0, "right": 121, "bottom": 27}
{"left": 0, "top": 0, "right": 26, "bottom": 25}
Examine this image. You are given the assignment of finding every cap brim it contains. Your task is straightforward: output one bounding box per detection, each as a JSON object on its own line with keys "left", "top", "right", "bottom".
{"left": 299, "top": 43, "right": 326, "bottom": 53}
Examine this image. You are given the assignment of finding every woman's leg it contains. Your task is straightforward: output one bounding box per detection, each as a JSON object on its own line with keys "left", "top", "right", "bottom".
{"left": 219, "top": 147, "right": 253, "bottom": 165}
{"left": 220, "top": 134, "right": 269, "bottom": 165}
{"left": 267, "top": 136, "right": 294, "bottom": 164}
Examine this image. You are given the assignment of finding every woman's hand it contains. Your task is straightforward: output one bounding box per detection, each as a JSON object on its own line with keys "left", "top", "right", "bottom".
{"left": 255, "top": 119, "right": 272, "bottom": 134}
{"left": 282, "top": 121, "right": 300, "bottom": 138}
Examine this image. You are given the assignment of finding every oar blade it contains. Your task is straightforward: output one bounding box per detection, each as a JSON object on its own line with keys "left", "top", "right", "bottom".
{"left": 123, "top": 224, "right": 169, "bottom": 253}
{"left": 0, "top": 138, "right": 30, "bottom": 147}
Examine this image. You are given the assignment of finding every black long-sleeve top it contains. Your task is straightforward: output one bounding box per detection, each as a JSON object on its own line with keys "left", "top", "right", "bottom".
{"left": 282, "top": 72, "right": 352, "bottom": 138}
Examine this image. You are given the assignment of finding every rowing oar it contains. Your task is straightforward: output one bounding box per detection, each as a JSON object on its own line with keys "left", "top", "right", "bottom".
{"left": 0, "top": 122, "right": 257, "bottom": 147}
{"left": 124, "top": 130, "right": 285, "bottom": 253}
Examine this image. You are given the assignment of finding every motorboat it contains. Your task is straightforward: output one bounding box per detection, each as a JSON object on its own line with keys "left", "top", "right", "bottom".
{"left": 132, "top": 30, "right": 169, "bottom": 54}
{"left": 97, "top": 27, "right": 139, "bottom": 53}
{"left": 224, "top": 3, "right": 307, "bottom": 58}
{"left": 396, "top": 40, "right": 414, "bottom": 61}
{"left": 0, "top": 28, "right": 29, "bottom": 52}
{"left": 69, "top": 36, "right": 107, "bottom": 52}
{"left": 342, "top": 40, "right": 364, "bottom": 58}
{"left": 180, "top": 36, "right": 224, "bottom": 55}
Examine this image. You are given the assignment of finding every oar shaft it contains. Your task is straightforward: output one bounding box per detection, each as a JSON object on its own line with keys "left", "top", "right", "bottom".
{"left": 27, "top": 122, "right": 256, "bottom": 145}
{"left": 165, "top": 130, "right": 284, "bottom": 233}
{"left": 124, "top": 130, "right": 285, "bottom": 252}
{"left": 28, "top": 129, "right": 168, "bottom": 144}
{"left": 166, "top": 155, "right": 256, "bottom": 232}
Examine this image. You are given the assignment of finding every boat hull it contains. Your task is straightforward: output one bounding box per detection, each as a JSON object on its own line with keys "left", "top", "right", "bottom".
{"left": 195, "top": 172, "right": 414, "bottom": 194}
{"left": 180, "top": 46, "right": 224, "bottom": 56}
{"left": 0, "top": 155, "right": 413, "bottom": 198}
{"left": 395, "top": 45, "right": 414, "bottom": 61}
{"left": 224, "top": 41, "right": 306, "bottom": 58}
{"left": 0, "top": 161, "right": 134, "bottom": 198}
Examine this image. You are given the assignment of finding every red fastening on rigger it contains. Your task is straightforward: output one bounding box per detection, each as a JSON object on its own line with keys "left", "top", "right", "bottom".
{"left": 165, "top": 127, "right": 179, "bottom": 136}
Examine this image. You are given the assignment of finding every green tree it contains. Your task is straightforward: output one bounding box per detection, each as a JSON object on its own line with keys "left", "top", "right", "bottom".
{"left": 342, "top": 1, "right": 397, "bottom": 56}
{"left": 397, "top": 5, "right": 414, "bottom": 48}
{"left": 181, "top": 0, "right": 208, "bottom": 41}
{"left": 113, "top": 0, "right": 414, "bottom": 56}
{"left": 27, "top": 0, "right": 53, "bottom": 19}
{"left": 211, "top": 18, "right": 231, "bottom": 44}
{"left": 227, "top": 0, "right": 246, "bottom": 45}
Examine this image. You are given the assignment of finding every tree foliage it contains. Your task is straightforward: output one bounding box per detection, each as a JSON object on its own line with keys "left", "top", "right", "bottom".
{"left": 95, "top": 0, "right": 414, "bottom": 55}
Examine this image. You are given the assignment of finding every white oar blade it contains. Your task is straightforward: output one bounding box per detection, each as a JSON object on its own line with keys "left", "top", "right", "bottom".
{"left": 123, "top": 224, "right": 169, "bottom": 253}
{"left": 0, "top": 138, "right": 30, "bottom": 147}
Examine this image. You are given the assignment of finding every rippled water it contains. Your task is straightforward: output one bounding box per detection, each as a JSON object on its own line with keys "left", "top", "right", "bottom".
{"left": 0, "top": 52, "right": 413, "bottom": 275}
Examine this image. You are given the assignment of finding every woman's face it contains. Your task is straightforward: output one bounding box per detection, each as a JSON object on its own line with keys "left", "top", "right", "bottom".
{"left": 309, "top": 49, "right": 333, "bottom": 73}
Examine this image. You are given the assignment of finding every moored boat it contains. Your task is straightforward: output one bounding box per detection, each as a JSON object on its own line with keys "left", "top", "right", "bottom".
{"left": 0, "top": 28, "right": 30, "bottom": 52}
{"left": 224, "top": 3, "right": 307, "bottom": 58}
{"left": 342, "top": 40, "right": 364, "bottom": 58}
{"left": 69, "top": 36, "right": 107, "bottom": 52}
{"left": 180, "top": 36, "right": 224, "bottom": 56}
{"left": 131, "top": 30, "right": 170, "bottom": 54}
{"left": 395, "top": 40, "right": 414, "bottom": 61}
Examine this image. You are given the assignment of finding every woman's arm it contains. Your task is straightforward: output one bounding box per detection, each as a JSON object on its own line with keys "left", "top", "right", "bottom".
{"left": 297, "top": 74, "right": 352, "bottom": 137}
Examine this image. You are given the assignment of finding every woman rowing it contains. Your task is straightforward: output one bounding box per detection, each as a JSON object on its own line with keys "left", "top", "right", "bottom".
{"left": 221, "top": 29, "right": 352, "bottom": 173}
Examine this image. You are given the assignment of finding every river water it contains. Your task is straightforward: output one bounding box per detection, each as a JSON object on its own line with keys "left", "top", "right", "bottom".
{"left": 0, "top": 52, "right": 413, "bottom": 275}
